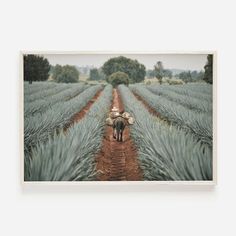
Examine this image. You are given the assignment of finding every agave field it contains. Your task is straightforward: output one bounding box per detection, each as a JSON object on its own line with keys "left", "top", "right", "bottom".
{"left": 119, "top": 85, "right": 212, "bottom": 180}
{"left": 24, "top": 81, "right": 213, "bottom": 181}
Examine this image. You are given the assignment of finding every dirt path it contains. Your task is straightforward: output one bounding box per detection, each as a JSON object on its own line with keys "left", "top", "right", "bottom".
{"left": 64, "top": 90, "right": 102, "bottom": 131}
{"left": 133, "top": 92, "right": 171, "bottom": 125}
{"left": 133, "top": 92, "right": 161, "bottom": 117}
{"left": 96, "top": 89, "right": 142, "bottom": 181}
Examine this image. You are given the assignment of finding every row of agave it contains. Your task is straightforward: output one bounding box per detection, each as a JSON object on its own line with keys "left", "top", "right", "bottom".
{"left": 25, "top": 85, "right": 113, "bottom": 181}
{"left": 24, "top": 83, "right": 71, "bottom": 103}
{"left": 184, "top": 83, "right": 213, "bottom": 95}
{"left": 119, "top": 85, "right": 212, "bottom": 181}
{"left": 24, "top": 81, "right": 56, "bottom": 96}
{"left": 159, "top": 84, "right": 212, "bottom": 102}
{"left": 131, "top": 85, "right": 213, "bottom": 146}
{"left": 145, "top": 85, "right": 212, "bottom": 113}
{"left": 24, "top": 84, "right": 103, "bottom": 177}
{"left": 24, "top": 83, "right": 88, "bottom": 117}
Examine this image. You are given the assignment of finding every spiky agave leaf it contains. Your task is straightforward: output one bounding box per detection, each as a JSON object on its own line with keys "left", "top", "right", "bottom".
{"left": 152, "top": 84, "right": 212, "bottom": 102}
{"left": 24, "top": 85, "right": 103, "bottom": 166}
{"left": 145, "top": 85, "right": 212, "bottom": 113}
{"left": 24, "top": 83, "right": 70, "bottom": 103}
{"left": 26, "top": 85, "right": 112, "bottom": 181}
{"left": 131, "top": 85, "right": 213, "bottom": 146}
{"left": 24, "top": 81, "right": 55, "bottom": 96}
{"left": 24, "top": 83, "right": 88, "bottom": 117}
{"left": 119, "top": 85, "right": 212, "bottom": 181}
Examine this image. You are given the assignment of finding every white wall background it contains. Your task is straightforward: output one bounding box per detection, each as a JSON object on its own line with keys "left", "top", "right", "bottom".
{"left": 0, "top": 0, "right": 235, "bottom": 235}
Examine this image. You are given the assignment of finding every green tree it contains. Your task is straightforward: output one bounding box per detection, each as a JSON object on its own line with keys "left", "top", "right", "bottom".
{"left": 176, "top": 70, "right": 204, "bottom": 83}
{"left": 24, "top": 55, "right": 50, "bottom": 84}
{"left": 203, "top": 54, "right": 213, "bottom": 84}
{"left": 90, "top": 68, "right": 100, "bottom": 80}
{"left": 102, "top": 56, "right": 146, "bottom": 84}
{"left": 56, "top": 65, "right": 79, "bottom": 83}
{"left": 98, "top": 68, "right": 106, "bottom": 81}
{"left": 51, "top": 64, "right": 63, "bottom": 80}
{"left": 146, "top": 69, "right": 156, "bottom": 78}
{"left": 163, "top": 69, "right": 173, "bottom": 79}
{"left": 191, "top": 70, "right": 204, "bottom": 81}
{"left": 89, "top": 68, "right": 106, "bottom": 81}
{"left": 178, "top": 71, "right": 192, "bottom": 82}
{"left": 154, "top": 61, "right": 164, "bottom": 84}
{"left": 196, "top": 71, "right": 204, "bottom": 81}
{"left": 108, "top": 71, "right": 129, "bottom": 87}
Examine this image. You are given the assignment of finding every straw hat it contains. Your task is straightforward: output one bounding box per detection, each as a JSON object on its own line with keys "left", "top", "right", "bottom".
{"left": 111, "top": 106, "right": 119, "bottom": 112}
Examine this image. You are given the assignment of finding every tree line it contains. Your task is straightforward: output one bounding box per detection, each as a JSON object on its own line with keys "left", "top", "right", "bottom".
{"left": 51, "top": 64, "right": 79, "bottom": 83}
{"left": 23, "top": 54, "right": 213, "bottom": 85}
{"left": 24, "top": 55, "right": 80, "bottom": 84}
{"left": 146, "top": 62, "right": 206, "bottom": 84}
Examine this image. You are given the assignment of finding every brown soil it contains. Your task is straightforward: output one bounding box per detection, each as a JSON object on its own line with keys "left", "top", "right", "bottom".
{"left": 64, "top": 90, "right": 102, "bottom": 131}
{"left": 96, "top": 89, "right": 142, "bottom": 181}
{"left": 133, "top": 92, "right": 161, "bottom": 117}
{"left": 133, "top": 92, "right": 171, "bottom": 125}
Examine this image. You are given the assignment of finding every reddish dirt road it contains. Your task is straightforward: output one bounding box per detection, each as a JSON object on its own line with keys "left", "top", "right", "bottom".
{"left": 133, "top": 92, "right": 161, "bottom": 117}
{"left": 96, "top": 89, "right": 142, "bottom": 181}
{"left": 133, "top": 92, "right": 171, "bottom": 125}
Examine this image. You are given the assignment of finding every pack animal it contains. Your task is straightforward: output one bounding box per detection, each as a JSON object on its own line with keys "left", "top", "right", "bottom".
{"left": 113, "top": 116, "right": 127, "bottom": 142}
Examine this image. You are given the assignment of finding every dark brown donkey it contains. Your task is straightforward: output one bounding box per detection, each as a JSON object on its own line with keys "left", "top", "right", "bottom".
{"left": 113, "top": 115, "right": 127, "bottom": 142}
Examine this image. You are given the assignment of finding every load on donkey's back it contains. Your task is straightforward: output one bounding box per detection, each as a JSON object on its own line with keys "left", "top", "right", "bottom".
{"left": 105, "top": 106, "right": 135, "bottom": 142}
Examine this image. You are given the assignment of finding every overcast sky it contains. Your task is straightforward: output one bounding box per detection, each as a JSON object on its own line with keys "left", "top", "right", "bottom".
{"left": 43, "top": 53, "right": 208, "bottom": 71}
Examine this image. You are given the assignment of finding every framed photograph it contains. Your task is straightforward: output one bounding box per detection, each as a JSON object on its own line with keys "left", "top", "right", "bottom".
{"left": 21, "top": 51, "right": 216, "bottom": 185}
